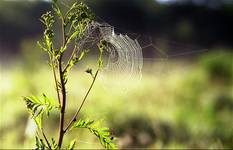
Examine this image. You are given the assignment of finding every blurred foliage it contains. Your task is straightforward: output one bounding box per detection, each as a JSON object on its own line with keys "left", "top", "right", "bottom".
{"left": 198, "top": 50, "right": 233, "bottom": 83}
{"left": 0, "top": 0, "right": 49, "bottom": 36}
{"left": 0, "top": 47, "right": 232, "bottom": 148}
{"left": 1, "top": 0, "right": 233, "bottom": 58}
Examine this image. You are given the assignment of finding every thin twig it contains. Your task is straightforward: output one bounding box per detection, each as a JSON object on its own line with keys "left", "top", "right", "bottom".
{"left": 51, "top": 58, "right": 61, "bottom": 105}
{"left": 41, "top": 128, "right": 52, "bottom": 149}
{"left": 63, "top": 45, "right": 78, "bottom": 72}
{"left": 67, "top": 22, "right": 74, "bottom": 36}
{"left": 64, "top": 69, "right": 99, "bottom": 133}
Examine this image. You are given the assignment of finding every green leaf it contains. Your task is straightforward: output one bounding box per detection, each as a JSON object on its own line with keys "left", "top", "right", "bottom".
{"left": 98, "top": 40, "right": 107, "bottom": 69}
{"left": 40, "top": 11, "right": 55, "bottom": 29}
{"left": 72, "top": 119, "right": 116, "bottom": 149}
{"left": 63, "top": 48, "right": 88, "bottom": 82}
{"left": 40, "top": 11, "right": 55, "bottom": 53}
{"left": 24, "top": 94, "right": 59, "bottom": 116}
{"left": 50, "top": 138, "right": 58, "bottom": 149}
{"left": 35, "top": 135, "right": 46, "bottom": 150}
{"left": 37, "top": 41, "right": 47, "bottom": 52}
{"left": 34, "top": 113, "right": 43, "bottom": 129}
{"left": 78, "top": 50, "right": 86, "bottom": 61}
{"left": 68, "top": 139, "right": 76, "bottom": 150}
{"left": 62, "top": 1, "right": 95, "bottom": 51}
{"left": 24, "top": 94, "right": 59, "bottom": 129}
{"left": 66, "top": 30, "right": 79, "bottom": 46}
{"left": 52, "top": 0, "right": 62, "bottom": 18}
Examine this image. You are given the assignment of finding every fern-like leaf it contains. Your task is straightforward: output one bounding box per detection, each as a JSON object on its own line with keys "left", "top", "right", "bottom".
{"left": 67, "top": 139, "right": 76, "bottom": 150}
{"left": 50, "top": 137, "right": 58, "bottom": 149}
{"left": 24, "top": 94, "right": 59, "bottom": 128}
{"left": 35, "top": 135, "right": 47, "bottom": 150}
{"left": 72, "top": 119, "right": 116, "bottom": 149}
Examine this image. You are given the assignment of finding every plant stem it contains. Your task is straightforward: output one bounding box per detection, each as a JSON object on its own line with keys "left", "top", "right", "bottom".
{"left": 51, "top": 59, "right": 61, "bottom": 105}
{"left": 63, "top": 45, "right": 78, "bottom": 72}
{"left": 57, "top": 55, "right": 66, "bottom": 148}
{"left": 64, "top": 70, "right": 99, "bottom": 133}
{"left": 58, "top": 17, "right": 66, "bottom": 148}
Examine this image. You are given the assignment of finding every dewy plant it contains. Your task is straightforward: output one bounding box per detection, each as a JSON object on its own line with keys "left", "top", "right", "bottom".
{"left": 23, "top": 0, "right": 116, "bottom": 149}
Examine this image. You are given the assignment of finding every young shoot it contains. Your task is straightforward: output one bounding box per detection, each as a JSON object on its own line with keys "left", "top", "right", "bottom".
{"left": 23, "top": 0, "right": 116, "bottom": 149}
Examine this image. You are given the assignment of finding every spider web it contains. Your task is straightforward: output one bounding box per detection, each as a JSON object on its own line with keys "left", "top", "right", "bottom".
{"left": 98, "top": 24, "right": 143, "bottom": 93}
{"left": 77, "top": 21, "right": 209, "bottom": 94}
{"left": 73, "top": 22, "right": 144, "bottom": 93}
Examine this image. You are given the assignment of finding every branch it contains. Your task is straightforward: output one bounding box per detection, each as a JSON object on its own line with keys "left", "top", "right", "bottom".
{"left": 64, "top": 69, "right": 99, "bottom": 133}
{"left": 63, "top": 45, "right": 79, "bottom": 72}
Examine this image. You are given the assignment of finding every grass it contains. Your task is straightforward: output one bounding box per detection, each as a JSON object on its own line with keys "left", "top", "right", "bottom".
{"left": 0, "top": 50, "right": 232, "bottom": 149}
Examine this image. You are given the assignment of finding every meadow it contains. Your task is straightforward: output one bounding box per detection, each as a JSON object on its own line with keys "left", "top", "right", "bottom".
{"left": 0, "top": 46, "right": 232, "bottom": 148}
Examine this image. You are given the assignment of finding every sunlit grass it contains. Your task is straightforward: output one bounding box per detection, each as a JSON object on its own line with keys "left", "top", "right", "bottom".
{"left": 0, "top": 51, "right": 232, "bottom": 148}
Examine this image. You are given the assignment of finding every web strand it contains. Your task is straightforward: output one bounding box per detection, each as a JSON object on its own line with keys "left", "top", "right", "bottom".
{"left": 80, "top": 20, "right": 210, "bottom": 94}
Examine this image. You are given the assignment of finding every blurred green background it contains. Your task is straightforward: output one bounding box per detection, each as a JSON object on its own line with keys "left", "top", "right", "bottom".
{"left": 0, "top": 0, "right": 232, "bottom": 149}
